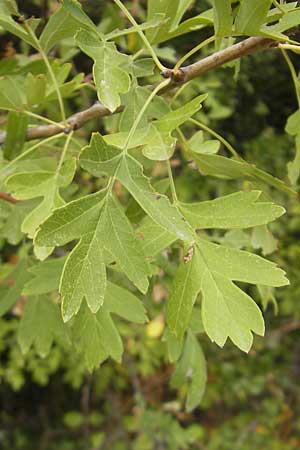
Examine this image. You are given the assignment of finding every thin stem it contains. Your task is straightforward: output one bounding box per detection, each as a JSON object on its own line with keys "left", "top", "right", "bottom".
{"left": 166, "top": 159, "right": 178, "bottom": 203}
{"left": 56, "top": 131, "right": 73, "bottom": 176}
{"left": 123, "top": 78, "right": 171, "bottom": 152}
{"left": 189, "top": 118, "right": 240, "bottom": 158}
{"left": 113, "top": 0, "right": 165, "bottom": 72}
{"left": 24, "top": 22, "right": 67, "bottom": 124}
{"left": 24, "top": 110, "right": 65, "bottom": 128}
{"left": 280, "top": 48, "right": 300, "bottom": 108}
{"left": 174, "top": 35, "right": 215, "bottom": 73}
{"left": 1, "top": 133, "right": 65, "bottom": 175}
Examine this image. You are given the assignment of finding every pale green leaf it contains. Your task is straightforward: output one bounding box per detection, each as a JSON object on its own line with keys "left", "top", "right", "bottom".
{"left": 0, "top": 14, "right": 37, "bottom": 48}
{"left": 201, "top": 270, "right": 264, "bottom": 352}
{"left": 251, "top": 225, "right": 278, "bottom": 256}
{"left": 179, "top": 191, "right": 285, "bottom": 229}
{"left": 0, "top": 258, "right": 32, "bottom": 316}
{"left": 23, "top": 257, "right": 66, "bottom": 296}
{"left": 189, "top": 131, "right": 220, "bottom": 154}
{"left": 76, "top": 30, "right": 130, "bottom": 112}
{"left": 6, "top": 158, "right": 76, "bottom": 237}
{"left": 105, "top": 281, "right": 148, "bottom": 324}
{"left": 212, "top": 0, "right": 232, "bottom": 38}
{"left": 18, "top": 296, "right": 69, "bottom": 357}
{"left": 80, "top": 134, "right": 195, "bottom": 242}
{"left": 234, "top": 0, "right": 272, "bottom": 35}
{"left": 72, "top": 303, "right": 123, "bottom": 370}
{"left": 155, "top": 94, "right": 207, "bottom": 133}
{"left": 171, "top": 332, "right": 207, "bottom": 411}
{"left": 100, "top": 194, "right": 150, "bottom": 294}
{"left": 60, "top": 226, "right": 107, "bottom": 322}
{"left": 40, "top": 0, "right": 97, "bottom": 53}
{"left": 142, "top": 125, "right": 177, "bottom": 161}
{"left": 137, "top": 216, "right": 177, "bottom": 258}
{"left": 166, "top": 246, "right": 203, "bottom": 340}
{"left": 26, "top": 73, "right": 47, "bottom": 107}
{"left": 285, "top": 109, "right": 300, "bottom": 136}
{"left": 3, "top": 111, "right": 28, "bottom": 160}
{"left": 193, "top": 153, "right": 297, "bottom": 196}
{"left": 198, "top": 238, "right": 288, "bottom": 287}
{"left": 0, "top": 76, "right": 25, "bottom": 110}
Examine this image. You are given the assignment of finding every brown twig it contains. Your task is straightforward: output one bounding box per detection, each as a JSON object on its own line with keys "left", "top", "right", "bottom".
{"left": 0, "top": 36, "right": 282, "bottom": 144}
{"left": 0, "top": 192, "right": 18, "bottom": 203}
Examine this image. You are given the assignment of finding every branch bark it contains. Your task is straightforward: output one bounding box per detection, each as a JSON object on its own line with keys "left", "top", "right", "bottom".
{"left": 0, "top": 36, "right": 278, "bottom": 145}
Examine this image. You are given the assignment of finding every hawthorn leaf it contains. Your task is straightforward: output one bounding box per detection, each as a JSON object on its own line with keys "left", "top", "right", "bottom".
{"left": 262, "top": 9, "right": 300, "bottom": 38}
{"left": 5, "top": 158, "right": 76, "bottom": 238}
{"left": 23, "top": 257, "right": 66, "bottom": 296}
{"left": 142, "top": 124, "right": 177, "bottom": 161}
{"left": 251, "top": 225, "right": 278, "bottom": 256}
{"left": 198, "top": 238, "right": 288, "bottom": 287}
{"left": 17, "top": 296, "right": 69, "bottom": 357}
{"left": 80, "top": 134, "right": 195, "bottom": 242}
{"left": 161, "top": 10, "right": 213, "bottom": 42}
{"left": 193, "top": 153, "right": 297, "bottom": 196}
{"left": 212, "top": 0, "right": 232, "bottom": 38}
{"left": 26, "top": 73, "right": 47, "bottom": 107}
{"left": 105, "top": 281, "right": 148, "bottom": 324}
{"left": 201, "top": 271, "right": 265, "bottom": 352}
{"left": 40, "top": 0, "right": 97, "bottom": 52}
{"left": 60, "top": 232, "right": 107, "bottom": 322}
{"left": 137, "top": 216, "right": 177, "bottom": 258}
{"left": 100, "top": 194, "right": 150, "bottom": 294}
{"left": 36, "top": 188, "right": 150, "bottom": 320}
{"left": 155, "top": 94, "right": 207, "bottom": 133}
{"left": 0, "top": 200, "right": 38, "bottom": 245}
{"left": 179, "top": 191, "right": 285, "bottom": 229}
{"left": 164, "top": 327, "right": 184, "bottom": 363}
{"left": 3, "top": 111, "right": 28, "bottom": 160}
{"left": 119, "top": 85, "right": 169, "bottom": 132}
{"left": 166, "top": 246, "right": 203, "bottom": 340}
{"left": 189, "top": 130, "right": 220, "bottom": 154}
{"left": 0, "top": 258, "right": 32, "bottom": 317}
{"left": 234, "top": 0, "right": 272, "bottom": 35}
{"left": 72, "top": 303, "right": 123, "bottom": 370}
{"left": 76, "top": 30, "right": 130, "bottom": 112}
{"left": 146, "top": 0, "right": 194, "bottom": 43}
{"left": 166, "top": 240, "right": 288, "bottom": 351}
{"left": 286, "top": 110, "right": 300, "bottom": 136}
{"left": 0, "top": 76, "right": 25, "bottom": 110}
{"left": 35, "top": 190, "right": 107, "bottom": 248}
{"left": 171, "top": 332, "right": 207, "bottom": 411}
{"left": 71, "top": 305, "right": 108, "bottom": 371}
{"left": 0, "top": 13, "right": 37, "bottom": 48}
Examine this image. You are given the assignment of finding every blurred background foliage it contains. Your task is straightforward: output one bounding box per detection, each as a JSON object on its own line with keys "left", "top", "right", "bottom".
{"left": 1, "top": 1, "right": 300, "bottom": 449}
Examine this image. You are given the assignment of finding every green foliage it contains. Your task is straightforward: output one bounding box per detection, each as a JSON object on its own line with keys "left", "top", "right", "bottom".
{"left": 0, "top": 0, "right": 299, "bottom": 425}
